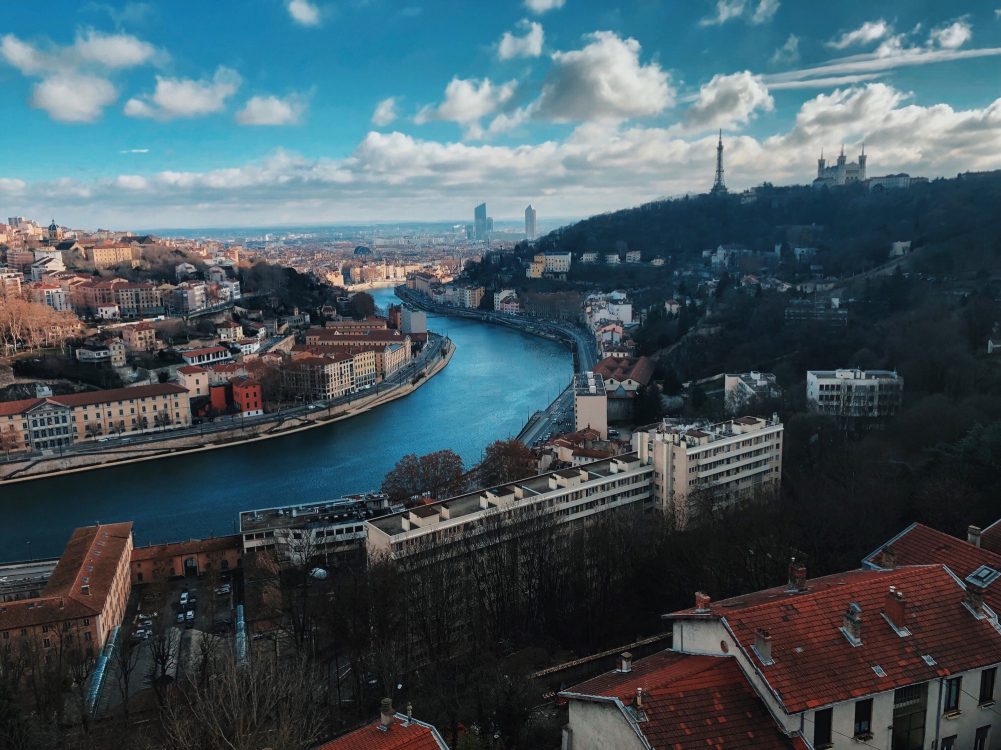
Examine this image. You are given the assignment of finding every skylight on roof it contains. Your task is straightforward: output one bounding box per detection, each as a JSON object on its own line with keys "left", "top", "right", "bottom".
{"left": 966, "top": 565, "right": 1001, "bottom": 588}
{"left": 922, "top": 655, "right": 937, "bottom": 666}
{"left": 872, "top": 665, "right": 887, "bottom": 677}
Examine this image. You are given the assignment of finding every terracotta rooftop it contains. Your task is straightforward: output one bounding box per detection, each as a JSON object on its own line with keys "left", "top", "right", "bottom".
{"left": 564, "top": 651, "right": 806, "bottom": 749}
{"left": 669, "top": 564, "right": 1001, "bottom": 713}
{"left": 131, "top": 534, "right": 241, "bottom": 563}
{"left": 0, "top": 383, "right": 187, "bottom": 416}
{"left": 0, "top": 522, "right": 133, "bottom": 631}
{"left": 593, "top": 355, "right": 654, "bottom": 387}
{"left": 315, "top": 714, "right": 447, "bottom": 750}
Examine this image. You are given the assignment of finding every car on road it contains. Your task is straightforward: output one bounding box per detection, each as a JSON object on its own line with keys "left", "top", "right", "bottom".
{"left": 214, "top": 584, "right": 231, "bottom": 596}
{"left": 132, "top": 628, "right": 150, "bottom": 640}
{"left": 179, "top": 591, "right": 189, "bottom": 606}
{"left": 176, "top": 612, "right": 185, "bottom": 624}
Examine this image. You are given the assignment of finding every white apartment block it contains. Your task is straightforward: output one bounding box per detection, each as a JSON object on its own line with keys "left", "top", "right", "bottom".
{"left": 544, "top": 252, "right": 572, "bottom": 274}
{"left": 807, "top": 368, "right": 903, "bottom": 419}
{"left": 723, "top": 371, "right": 780, "bottom": 413}
{"left": 366, "top": 454, "right": 654, "bottom": 561}
{"left": 574, "top": 371, "right": 608, "bottom": 439}
{"left": 633, "top": 415, "right": 783, "bottom": 529}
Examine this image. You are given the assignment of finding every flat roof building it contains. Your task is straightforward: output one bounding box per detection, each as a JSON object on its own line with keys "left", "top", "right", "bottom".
{"left": 574, "top": 371, "right": 608, "bottom": 439}
{"left": 807, "top": 368, "right": 903, "bottom": 420}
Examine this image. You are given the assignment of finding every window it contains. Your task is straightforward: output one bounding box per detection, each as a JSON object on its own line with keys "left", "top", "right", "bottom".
{"left": 813, "top": 707, "right": 832, "bottom": 748}
{"left": 975, "top": 726, "right": 991, "bottom": 750}
{"left": 980, "top": 668, "right": 997, "bottom": 705}
{"left": 940, "top": 736, "right": 956, "bottom": 750}
{"left": 854, "top": 698, "right": 873, "bottom": 737}
{"left": 944, "top": 677, "right": 962, "bottom": 713}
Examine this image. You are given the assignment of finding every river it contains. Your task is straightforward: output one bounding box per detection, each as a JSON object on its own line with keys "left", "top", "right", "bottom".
{"left": 0, "top": 288, "right": 574, "bottom": 561}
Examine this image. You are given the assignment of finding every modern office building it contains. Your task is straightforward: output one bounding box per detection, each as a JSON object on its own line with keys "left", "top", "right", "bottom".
{"left": 474, "top": 202, "right": 488, "bottom": 241}
{"left": 525, "top": 204, "right": 537, "bottom": 240}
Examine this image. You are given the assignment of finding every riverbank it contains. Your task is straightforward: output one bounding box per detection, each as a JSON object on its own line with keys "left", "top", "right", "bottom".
{"left": 0, "top": 341, "right": 454, "bottom": 486}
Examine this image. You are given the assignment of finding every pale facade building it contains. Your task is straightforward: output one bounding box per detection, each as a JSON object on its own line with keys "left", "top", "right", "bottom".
{"left": 633, "top": 415, "right": 783, "bottom": 529}
{"left": 574, "top": 371, "right": 608, "bottom": 439}
{"left": 813, "top": 146, "right": 867, "bottom": 188}
{"left": 525, "top": 204, "right": 537, "bottom": 241}
{"left": 806, "top": 368, "right": 903, "bottom": 420}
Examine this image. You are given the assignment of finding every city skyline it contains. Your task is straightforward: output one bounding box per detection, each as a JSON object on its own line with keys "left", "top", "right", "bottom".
{"left": 2, "top": 1, "right": 1001, "bottom": 227}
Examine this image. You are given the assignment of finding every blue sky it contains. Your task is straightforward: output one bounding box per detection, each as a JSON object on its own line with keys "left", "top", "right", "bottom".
{"left": 1, "top": 0, "right": 1001, "bottom": 228}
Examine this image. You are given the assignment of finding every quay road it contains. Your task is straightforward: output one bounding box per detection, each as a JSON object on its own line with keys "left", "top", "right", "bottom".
{"left": 0, "top": 333, "right": 448, "bottom": 475}
{"left": 395, "top": 287, "right": 598, "bottom": 445}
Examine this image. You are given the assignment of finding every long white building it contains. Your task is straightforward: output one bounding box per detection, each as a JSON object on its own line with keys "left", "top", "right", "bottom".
{"left": 806, "top": 368, "right": 903, "bottom": 419}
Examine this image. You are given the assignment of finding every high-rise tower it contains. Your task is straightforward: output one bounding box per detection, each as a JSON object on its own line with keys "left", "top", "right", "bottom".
{"left": 525, "top": 204, "right": 537, "bottom": 241}
{"left": 711, "top": 130, "right": 727, "bottom": 195}
{"left": 474, "top": 202, "right": 487, "bottom": 240}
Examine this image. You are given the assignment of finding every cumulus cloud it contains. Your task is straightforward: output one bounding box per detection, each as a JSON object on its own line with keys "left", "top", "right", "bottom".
{"left": 372, "top": 97, "right": 398, "bottom": 127}
{"left": 416, "top": 77, "right": 517, "bottom": 138}
{"left": 235, "top": 93, "right": 306, "bottom": 125}
{"left": 828, "top": 20, "right": 890, "bottom": 49}
{"left": 929, "top": 19, "right": 972, "bottom": 50}
{"left": 700, "top": 0, "right": 779, "bottom": 27}
{"left": 685, "top": 71, "right": 774, "bottom": 131}
{"left": 523, "top": 0, "right": 564, "bottom": 14}
{"left": 498, "top": 20, "right": 544, "bottom": 60}
{"left": 534, "top": 31, "right": 674, "bottom": 122}
{"left": 125, "top": 66, "right": 241, "bottom": 120}
{"left": 10, "top": 82, "right": 1001, "bottom": 229}
{"left": 31, "top": 72, "right": 118, "bottom": 123}
{"left": 287, "top": 0, "right": 321, "bottom": 26}
{"left": 770, "top": 34, "right": 799, "bottom": 65}
{"left": 0, "top": 30, "right": 160, "bottom": 122}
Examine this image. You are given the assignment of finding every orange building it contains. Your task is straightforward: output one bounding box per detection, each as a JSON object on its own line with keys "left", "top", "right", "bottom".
{"left": 130, "top": 535, "right": 242, "bottom": 584}
{"left": 0, "top": 523, "right": 133, "bottom": 658}
{"left": 231, "top": 377, "right": 263, "bottom": 416}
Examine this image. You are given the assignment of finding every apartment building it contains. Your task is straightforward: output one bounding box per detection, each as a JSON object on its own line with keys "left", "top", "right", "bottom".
{"left": 114, "top": 282, "right": 164, "bottom": 317}
{"left": 633, "top": 415, "right": 783, "bottom": 529}
{"left": 366, "top": 454, "right": 654, "bottom": 561}
{"left": 87, "top": 243, "right": 137, "bottom": 269}
{"left": 283, "top": 353, "right": 356, "bottom": 400}
{"left": 0, "top": 523, "right": 133, "bottom": 661}
{"left": 724, "top": 370, "right": 781, "bottom": 412}
{"left": 807, "top": 368, "right": 903, "bottom": 420}
{"left": 122, "top": 322, "right": 157, "bottom": 352}
{"left": 562, "top": 520, "right": 1001, "bottom": 750}
{"left": 574, "top": 371, "right": 608, "bottom": 439}
{"left": 0, "top": 266, "right": 24, "bottom": 297}
{"left": 27, "top": 282, "right": 71, "bottom": 312}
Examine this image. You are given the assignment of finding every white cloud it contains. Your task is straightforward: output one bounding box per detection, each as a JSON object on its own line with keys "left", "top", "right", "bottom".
{"left": 0, "top": 30, "right": 160, "bottom": 123}
{"left": 498, "top": 20, "right": 544, "bottom": 60}
{"left": 73, "top": 30, "right": 157, "bottom": 68}
{"left": 371, "top": 97, "right": 398, "bottom": 127}
{"left": 31, "top": 73, "right": 117, "bottom": 123}
{"left": 751, "top": 0, "right": 779, "bottom": 25}
{"left": 929, "top": 19, "right": 972, "bottom": 50}
{"left": 416, "top": 77, "right": 518, "bottom": 138}
{"left": 685, "top": 71, "right": 774, "bottom": 131}
{"left": 235, "top": 94, "right": 306, "bottom": 125}
{"left": 120, "top": 148, "right": 150, "bottom": 154}
{"left": 535, "top": 31, "right": 674, "bottom": 122}
{"left": 828, "top": 20, "right": 890, "bottom": 49}
{"left": 287, "top": 0, "right": 321, "bottom": 26}
{"left": 0, "top": 178, "right": 26, "bottom": 193}
{"left": 125, "top": 66, "right": 241, "bottom": 120}
{"left": 770, "top": 34, "right": 799, "bottom": 64}
{"left": 523, "top": 0, "right": 564, "bottom": 14}
{"left": 700, "top": 0, "right": 778, "bottom": 27}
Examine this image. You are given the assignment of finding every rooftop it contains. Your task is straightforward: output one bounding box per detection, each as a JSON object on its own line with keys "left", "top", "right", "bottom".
{"left": 240, "top": 494, "right": 391, "bottom": 533}
{"left": 315, "top": 713, "right": 447, "bottom": 750}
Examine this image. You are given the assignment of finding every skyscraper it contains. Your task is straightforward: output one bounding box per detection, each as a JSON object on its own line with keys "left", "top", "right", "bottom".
{"left": 525, "top": 204, "right": 537, "bottom": 240}
{"left": 474, "top": 203, "right": 487, "bottom": 241}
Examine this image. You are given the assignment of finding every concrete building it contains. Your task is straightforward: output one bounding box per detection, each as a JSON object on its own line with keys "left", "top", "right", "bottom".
{"left": 27, "top": 282, "right": 71, "bottom": 312}
{"left": 181, "top": 346, "right": 232, "bottom": 367}
{"left": 0, "top": 523, "right": 133, "bottom": 663}
{"left": 130, "top": 535, "right": 242, "bottom": 584}
{"left": 401, "top": 305, "right": 427, "bottom": 334}
{"left": 544, "top": 252, "right": 572, "bottom": 274}
{"left": 87, "top": 243, "right": 138, "bottom": 269}
{"left": 366, "top": 454, "right": 654, "bottom": 561}
{"left": 474, "top": 202, "right": 488, "bottom": 241}
{"left": 574, "top": 371, "right": 608, "bottom": 439}
{"left": 624, "top": 250, "right": 641, "bottom": 263}
{"left": 633, "top": 415, "right": 783, "bottom": 529}
{"left": 122, "top": 322, "right": 157, "bottom": 352}
{"left": 724, "top": 371, "right": 781, "bottom": 413}
{"left": 525, "top": 204, "right": 537, "bottom": 241}
{"left": 806, "top": 368, "right": 903, "bottom": 420}
{"left": 0, "top": 266, "right": 23, "bottom": 297}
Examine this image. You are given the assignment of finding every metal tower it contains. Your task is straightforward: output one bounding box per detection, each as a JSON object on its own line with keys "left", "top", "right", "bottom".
{"left": 711, "top": 129, "right": 727, "bottom": 195}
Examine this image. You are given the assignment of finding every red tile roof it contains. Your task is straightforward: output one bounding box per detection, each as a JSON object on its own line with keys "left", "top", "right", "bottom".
{"left": 980, "top": 517, "right": 1001, "bottom": 556}
{"left": 131, "top": 534, "right": 241, "bottom": 562}
{"left": 0, "top": 384, "right": 187, "bottom": 416}
{"left": 0, "top": 523, "right": 132, "bottom": 631}
{"left": 593, "top": 355, "right": 654, "bottom": 387}
{"left": 564, "top": 651, "right": 804, "bottom": 749}
{"left": 670, "top": 565, "right": 1001, "bottom": 713}
{"left": 315, "top": 715, "right": 447, "bottom": 750}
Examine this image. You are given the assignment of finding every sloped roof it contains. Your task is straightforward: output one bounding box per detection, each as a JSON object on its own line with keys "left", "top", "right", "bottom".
{"left": 670, "top": 565, "right": 1001, "bottom": 714}
{"left": 593, "top": 356, "right": 654, "bottom": 386}
{"left": 564, "top": 651, "right": 805, "bottom": 749}
{"left": 315, "top": 714, "right": 447, "bottom": 750}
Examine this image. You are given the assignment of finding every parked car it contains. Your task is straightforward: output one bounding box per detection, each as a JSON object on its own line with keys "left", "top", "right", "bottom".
{"left": 185, "top": 609, "right": 195, "bottom": 622}
{"left": 176, "top": 612, "right": 185, "bottom": 624}
{"left": 179, "top": 591, "right": 189, "bottom": 606}
{"left": 214, "top": 584, "right": 231, "bottom": 596}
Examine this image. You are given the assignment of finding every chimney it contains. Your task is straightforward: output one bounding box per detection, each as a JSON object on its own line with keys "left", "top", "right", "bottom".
{"left": 884, "top": 587, "right": 906, "bottom": 630}
{"left": 694, "top": 591, "right": 711, "bottom": 612}
{"left": 404, "top": 702, "right": 413, "bottom": 727}
{"left": 378, "top": 698, "right": 394, "bottom": 732}
{"left": 842, "top": 603, "right": 862, "bottom": 644}
{"left": 968, "top": 525, "right": 982, "bottom": 548}
{"left": 787, "top": 558, "right": 807, "bottom": 592}
{"left": 967, "top": 584, "right": 986, "bottom": 617}
{"left": 619, "top": 652, "right": 633, "bottom": 673}
{"left": 880, "top": 546, "right": 896, "bottom": 570}
{"left": 754, "top": 628, "right": 773, "bottom": 664}
{"left": 635, "top": 687, "right": 644, "bottom": 708}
